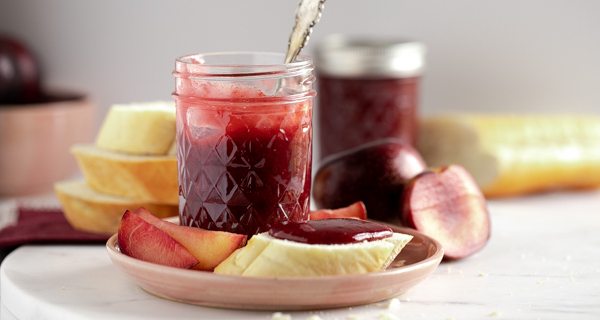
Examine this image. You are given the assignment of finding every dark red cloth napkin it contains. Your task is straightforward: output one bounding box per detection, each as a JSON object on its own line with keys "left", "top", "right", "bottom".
{"left": 0, "top": 208, "right": 110, "bottom": 248}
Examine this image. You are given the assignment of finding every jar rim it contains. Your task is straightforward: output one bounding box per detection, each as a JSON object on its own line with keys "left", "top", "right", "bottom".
{"left": 174, "top": 52, "right": 314, "bottom": 79}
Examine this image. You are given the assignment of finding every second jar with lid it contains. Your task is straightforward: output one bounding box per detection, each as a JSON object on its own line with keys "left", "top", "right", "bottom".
{"left": 315, "top": 35, "right": 426, "bottom": 160}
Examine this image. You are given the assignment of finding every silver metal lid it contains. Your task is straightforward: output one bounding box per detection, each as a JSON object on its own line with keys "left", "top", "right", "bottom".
{"left": 315, "top": 34, "right": 426, "bottom": 78}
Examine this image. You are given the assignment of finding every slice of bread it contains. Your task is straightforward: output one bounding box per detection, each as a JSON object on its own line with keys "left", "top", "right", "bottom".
{"left": 71, "top": 144, "right": 178, "bottom": 205}
{"left": 214, "top": 232, "right": 413, "bottom": 277}
{"left": 55, "top": 180, "right": 177, "bottom": 235}
{"left": 95, "top": 101, "right": 176, "bottom": 155}
{"left": 417, "top": 114, "right": 600, "bottom": 198}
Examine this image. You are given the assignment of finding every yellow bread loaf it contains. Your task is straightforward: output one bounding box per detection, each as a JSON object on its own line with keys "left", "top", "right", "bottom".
{"left": 95, "top": 101, "right": 176, "bottom": 155}
{"left": 55, "top": 180, "right": 177, "bottom": 235}
{"left": 417, "top": 114, "right": 600, "bottom": 198}
{"left": 214, "top": 232, "right": 413, "bottom": 277}
{"left": 71, "top": 144, "right": 178, "bottom": 205}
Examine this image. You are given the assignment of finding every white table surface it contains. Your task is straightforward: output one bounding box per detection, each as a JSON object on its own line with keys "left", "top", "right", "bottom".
{"left": 1, "top": 191, "right": 600, "bottom": 320}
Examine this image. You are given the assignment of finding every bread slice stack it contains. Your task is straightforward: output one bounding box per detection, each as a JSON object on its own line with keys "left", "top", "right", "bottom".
{"left": 55, "top": 101, "right": 179, "bottom": 235}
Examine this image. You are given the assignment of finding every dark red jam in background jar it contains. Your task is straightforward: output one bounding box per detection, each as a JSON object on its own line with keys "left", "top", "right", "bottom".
{"left": 315, "top": 35, "right": 426, "bottom": 160}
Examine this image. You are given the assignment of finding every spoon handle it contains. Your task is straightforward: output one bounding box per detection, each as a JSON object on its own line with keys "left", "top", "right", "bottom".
{"left": 285, "top": 0, "right": 326, "bottom": 63}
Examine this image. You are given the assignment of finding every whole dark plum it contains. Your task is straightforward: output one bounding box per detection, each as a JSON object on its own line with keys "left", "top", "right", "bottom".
{"left": 0, "top": 36, "right": 42, "bottom": 105}
{"left": 312, "top": 139, "right": 427, "bottom": 223}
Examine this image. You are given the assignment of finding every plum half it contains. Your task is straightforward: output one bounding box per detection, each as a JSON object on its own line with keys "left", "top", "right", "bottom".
{"left": 401, "top": 164, "right": 491, "bottom": 259}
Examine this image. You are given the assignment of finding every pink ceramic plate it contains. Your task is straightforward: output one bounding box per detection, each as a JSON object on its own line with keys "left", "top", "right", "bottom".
{"left": 106, "top": 222, "right": 443, "bottom": 311}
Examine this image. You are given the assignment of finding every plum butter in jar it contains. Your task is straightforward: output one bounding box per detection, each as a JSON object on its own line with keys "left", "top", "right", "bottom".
{"left": 315, "top": 35, "right": 426, "bottom": 159}
{"left": 173, "top": 52, "right": 315, "bottom": 237}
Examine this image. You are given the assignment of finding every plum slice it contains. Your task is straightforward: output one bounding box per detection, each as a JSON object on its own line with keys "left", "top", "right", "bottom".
{"left": 133, "top": 207, "right": 247, "bottom": 271}
{"left": 118, "top": 210, "right": 198, "bottom": 268}
{"left": 309, "top": 201, "right": 367, "bottom": 220}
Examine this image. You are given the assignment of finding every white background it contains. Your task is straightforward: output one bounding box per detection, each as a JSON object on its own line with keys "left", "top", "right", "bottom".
{"left": 2, "top": 0, "right": 599, "bottom": 158}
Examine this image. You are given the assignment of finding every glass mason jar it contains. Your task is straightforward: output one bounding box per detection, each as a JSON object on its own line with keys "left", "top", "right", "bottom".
{"left": 172, "top": 52, "right": 316, "bottom": 237}
{"left": 315, "top": 35, "right": 426, "bottom": 160}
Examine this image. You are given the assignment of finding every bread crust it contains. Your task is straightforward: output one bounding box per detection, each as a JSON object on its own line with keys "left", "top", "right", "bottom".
{"left": 55, "top": 180, "right": 177, "bottom": 235}
{"left": 71, "top": 144, "right": 178, "bottom": 205}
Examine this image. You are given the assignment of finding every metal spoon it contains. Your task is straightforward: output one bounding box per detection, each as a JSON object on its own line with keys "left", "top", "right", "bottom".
{"left": 284, "top": 0, "right": 327, "bottom": 64}
{"left": 274, "top": 0, "right": 326, "bottom": 95}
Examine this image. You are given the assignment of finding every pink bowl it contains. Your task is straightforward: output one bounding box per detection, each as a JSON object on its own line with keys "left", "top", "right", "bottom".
{"left": 0, "top": 92, "right": 96, "bottom": 195}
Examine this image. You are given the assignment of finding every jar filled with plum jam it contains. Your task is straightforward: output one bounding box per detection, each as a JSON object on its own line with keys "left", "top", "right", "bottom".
{"left": 172, "top": 52, "right": 315, "bottom": 237}
{"left": 315, "top": 35, "right": 426, "bottom": 159}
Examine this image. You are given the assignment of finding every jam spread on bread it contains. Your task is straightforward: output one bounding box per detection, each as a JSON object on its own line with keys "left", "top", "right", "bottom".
{"left": 268, "top": 218, "right": 393, "bottom": 245}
